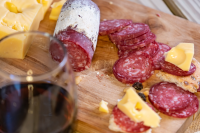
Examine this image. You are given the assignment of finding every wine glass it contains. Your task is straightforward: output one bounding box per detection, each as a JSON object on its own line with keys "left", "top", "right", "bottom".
{"left": 0, "top": 31, "right": 77, "bottom": 133}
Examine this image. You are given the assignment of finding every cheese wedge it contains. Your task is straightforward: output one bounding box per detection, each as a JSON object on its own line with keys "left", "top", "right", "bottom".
{"left": 118, "top": 88, "right": 161, "bottom": 128}
{"left": 165, "top": 43, "right": 194, "bottom": 71}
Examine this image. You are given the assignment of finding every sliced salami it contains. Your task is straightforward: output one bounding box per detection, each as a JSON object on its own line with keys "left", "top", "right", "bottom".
{"left": 161, "top": 96, "right": 199, "bottom": 118}
{"left": 112, "top": 106, "right": 151, "bottom": 132}
{"left": 152, "top": 42, "right": 171, "bottom": 70}
{"left": 113, "top": 52, "right": 154, "bottom": 84}
{"left": 111, "top": 31, "right": 151, "bottom": 45}
{"left": 116, "top": 32, "right": 156, "bottom": 51}
{"left": 51, "top": 29, "right": 94, "bottom": 72}
{"left": 161, "top": 61, "right": 196, "bottom": 76}
{"left": 118, "top": 41, "right": 159, "bottom": 58}
{"left": 109, "top": 23, "right": 150, "bottom": 43}
{"left": 99, "top": 19, "right": 133, "bottom": 36}
{"left": 149, "top": 82, "right": 195, "bottom": 112}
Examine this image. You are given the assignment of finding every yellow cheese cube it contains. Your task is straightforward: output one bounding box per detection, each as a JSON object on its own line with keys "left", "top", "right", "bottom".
{"left": 49, "top": 0, "right": 66, "bottom": 21}
{"left": 0, "top": 34, "right": 29, "bottom": 59}
{"left": 99, "top": 100, "right": 109, "bottom": 113}
{"left": 117, "top": 88, "right": 161, "bottom": 128}
{"left": 165, "top": 43, "right": 194, "bottom": 71}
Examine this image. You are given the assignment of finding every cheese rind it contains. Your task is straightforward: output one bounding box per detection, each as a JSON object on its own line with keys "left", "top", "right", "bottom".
{"left": 117, "top": 88, "right": 161, "bottom": 128}
{"left": 165, "top": 43, "right": 194, "bottom": 71}
{"left": 99, "top": 100, "right": 109, "bottom": 113}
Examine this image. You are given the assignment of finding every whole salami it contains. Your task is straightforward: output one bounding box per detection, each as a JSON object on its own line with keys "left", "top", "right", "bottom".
{"left": 113, "top": 52, "right": 154, "bottom": 84}
{"left": 149, "top": 82, "right": 195, "bottom": 112}
{"left": 50, "top": 0, "right": 100, "bottom": 72}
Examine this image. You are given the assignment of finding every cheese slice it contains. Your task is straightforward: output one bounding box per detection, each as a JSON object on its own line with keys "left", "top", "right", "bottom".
{"left": 99, "top": 100, "right": 109, "bottom": 113}
{"left": 117, "top": 88, "right": 161, "bottom": 128}
{"left": 165, "top": 43, "right": 194, "bottom": 71}
{"left": 49, "top": 0, "right": 66, "bottom": 20}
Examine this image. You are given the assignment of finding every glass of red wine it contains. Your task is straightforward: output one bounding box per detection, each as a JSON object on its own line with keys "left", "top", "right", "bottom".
{"left": 0, "top": 31, "right": 77, "bottom": 133}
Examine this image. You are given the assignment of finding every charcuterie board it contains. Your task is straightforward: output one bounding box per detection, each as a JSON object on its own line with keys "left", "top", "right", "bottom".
{"left": 39, "top": 0, "right": 200, "bottom": 132}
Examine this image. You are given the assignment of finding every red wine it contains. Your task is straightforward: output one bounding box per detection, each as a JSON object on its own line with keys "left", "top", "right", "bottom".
{"left": 0, "top": 83, "right": 76, "bottom": 133}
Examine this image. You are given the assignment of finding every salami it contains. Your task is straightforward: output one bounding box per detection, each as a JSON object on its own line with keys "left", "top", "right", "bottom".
{"left": 116, "top": 32, "right": 156, "bottom": 51}
{"left": 113, "top": 52, "right": 154, "bottom": 84}
{"left": 161, "top": 61, "right": 196, "bottom": 76}
{"left": 51, "top": 29, "right": 94, "bottom": 72}
{"left": 149, "top": 82, "right": 195, "bottom": 112}
{"left": 118, "top": 41, "right": 159, "bottom": 58}
{"left": 112, "top": 106, "right": 151, "bottom": 132}
{"left": 52, "top": 0, "right": 100, "bottom": 72}
{"left": 99, "top": 19, "right": 133, "bottom": 36}
{"left": 161, "top": 96, "right": 199, "bottom": 118}
{"left": 109, "top": 23, "right": 150, "bottom": 43}
{"left": 152, "top": 42, "right": 171, "bottom": 70}
{"left": 111, "top": 31, "right": 151, "bottom": 45}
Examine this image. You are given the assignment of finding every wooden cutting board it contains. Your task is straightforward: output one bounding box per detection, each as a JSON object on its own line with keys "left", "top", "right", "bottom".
{"left": 39, "top": 0, "right": 200, "bottom": 132}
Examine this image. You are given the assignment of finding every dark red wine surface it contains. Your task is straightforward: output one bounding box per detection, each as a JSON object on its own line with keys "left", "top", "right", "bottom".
{"left": 0, "top": 83, "right": 76, "bottom": 133}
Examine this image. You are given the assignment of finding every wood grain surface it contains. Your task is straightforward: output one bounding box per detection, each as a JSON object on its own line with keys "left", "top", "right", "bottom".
{"left": 38, "top": 0, "right": 200, "bottom": 132}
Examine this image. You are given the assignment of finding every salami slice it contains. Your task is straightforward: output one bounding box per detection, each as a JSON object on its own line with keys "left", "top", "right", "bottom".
{"left": 109, "top": 23, "right": 150, "bottom": 43}
{"left": 112, "top": 106, "right": 151, "bottom": 132}
{"left": 152, "top": 42, "right": 171, "bottom": 70}
{"left": 116, "top": 32, "right": 156, "bottom": 51}
{"left": 113, "top": 52, "right": 154, "bottom": 84}
{"left": 99, "top": 19, "right": 133, "bottom": 36}
{"left": 149, "top": 82, "right": 195, "bottom": 112}
{"left": 161, "top": 61, "right": 196, "bottom": 76}
{"left": 51, "top": 29, "right": 94, "bottom": 72}
{"left": 118, "top": 41, "right": 159, "bottom": 58}
{"left": 161, "top": 96, "right": 199, "bottom": 118}
{"left": 111, "top": 31, "right": 151, "bottom": 45}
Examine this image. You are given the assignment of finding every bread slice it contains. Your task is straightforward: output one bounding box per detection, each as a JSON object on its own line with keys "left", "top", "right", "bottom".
{"left": 156, "top": 58, "right": 200, "bottom": 93}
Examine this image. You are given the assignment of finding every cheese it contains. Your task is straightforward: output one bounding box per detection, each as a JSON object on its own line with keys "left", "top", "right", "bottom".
{"left": 0, "top": 0, "right": 52, "bottom": 59}
{"left": 99, "top": 100, "right": 109, "bottom": 113}
{"left": 0, "top": 34, "right": 29, "bottom": 59}
{"left": 5, "top": 2, "right": 19, "bottom": 13}
{"left": 49, "top": 0, "right": 66, "bottom": 20}
{"left": 117, "top": 88, "right": 161, "bottom": 128}
{"left": 165, "top": 43, "right": 194, "bottom": 71}
{"left": 37, "top": 0, "right": 53, "bottom": 18}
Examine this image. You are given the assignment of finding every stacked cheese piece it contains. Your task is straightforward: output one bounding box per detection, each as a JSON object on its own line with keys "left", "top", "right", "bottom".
{"left": 0, "top": 0, "right": 53, "bottom": 59}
